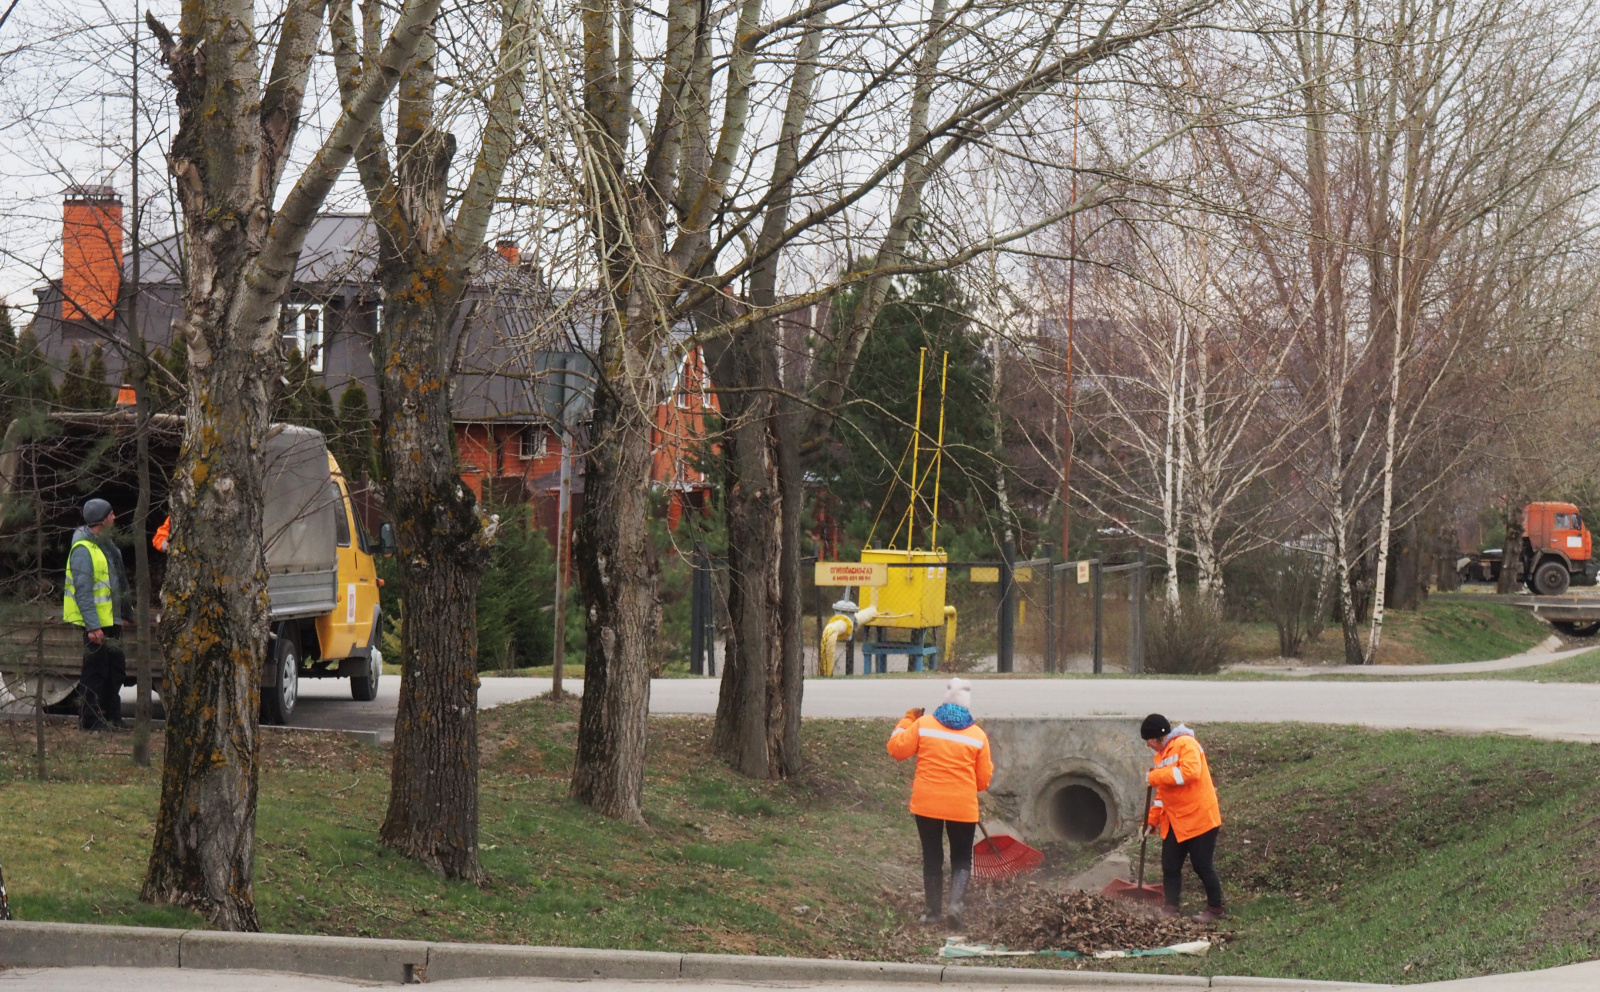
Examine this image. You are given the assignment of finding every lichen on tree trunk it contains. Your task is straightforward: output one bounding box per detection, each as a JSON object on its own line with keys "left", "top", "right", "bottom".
{"left": 139, "top": 0, "right": 445, "bottom": 924}
{"left": 708, "top": 327, "right": 804, "bottom": 780}
{"left": 374, "top": 296, "right": 491, "bottom": 880}
{"left": 571, "top": 363, "right": 661, "bottom": 823}
{"left": 142, "top": 351, "right": 271, "bottom": 932}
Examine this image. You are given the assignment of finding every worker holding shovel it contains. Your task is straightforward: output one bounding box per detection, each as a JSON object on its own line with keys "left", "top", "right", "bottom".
{"left": 1141, "top": 714, "right": 1224, "bottom": 922}
{"left": 888, "top": 678, "right": 993, "bottom": 927}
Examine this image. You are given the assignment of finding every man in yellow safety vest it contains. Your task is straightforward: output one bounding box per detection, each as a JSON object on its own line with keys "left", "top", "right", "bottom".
{"left": 63, "top": 498, "right": 129, "bottom": 730}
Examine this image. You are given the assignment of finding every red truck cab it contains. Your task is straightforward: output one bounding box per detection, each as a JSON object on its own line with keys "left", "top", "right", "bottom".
{"left": 1522, "top": 502, "right": 1596, "bottom": 595}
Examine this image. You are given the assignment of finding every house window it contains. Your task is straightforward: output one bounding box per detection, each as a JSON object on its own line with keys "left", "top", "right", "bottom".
{"left": 519, "top": 427, "right": 546, "bottom": 460}
{"left": 302, "top": 308, "right": 324, "bottom": 372}
{"left": 285, "top": 307, "right": 324, "bottom": 371}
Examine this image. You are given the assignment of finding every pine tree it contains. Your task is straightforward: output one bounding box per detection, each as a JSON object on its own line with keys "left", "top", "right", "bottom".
{"left": 148, "top": 335, "right": 190, "bottom": 414}
{"left": 335, "top": 381, "right": 376, "bottom": 480}
{"left": 86, "top": 343, "right": 112, "bottom": 409}
{"left": 59, "top": 345, "right": 87, "bottom": 410}
{"left": 0, "top": 305, "right": 16, "bottom": 358}
{"left": 13, "top": 328, "right": 56, "bottom": 407}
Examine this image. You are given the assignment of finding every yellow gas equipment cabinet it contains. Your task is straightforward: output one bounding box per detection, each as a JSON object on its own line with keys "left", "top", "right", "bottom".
{"left": 860, "top": 548, "right": 948, "bottom": 672}
{"left": 861, "top": 548, "right": 948, "bottom": 627}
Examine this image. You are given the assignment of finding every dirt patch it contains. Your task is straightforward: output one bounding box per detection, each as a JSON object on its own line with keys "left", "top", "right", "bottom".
{"left": 1535, "top": 839, "right": 1600, "bottom": 949}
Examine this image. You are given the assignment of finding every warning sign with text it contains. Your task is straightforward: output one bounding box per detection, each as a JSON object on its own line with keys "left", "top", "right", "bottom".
{"left": 814, "top": 562, "right": 889, "bottom": 587}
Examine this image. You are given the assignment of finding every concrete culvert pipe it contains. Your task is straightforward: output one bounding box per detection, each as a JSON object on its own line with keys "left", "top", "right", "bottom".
{"left": 981, "top": 717, "right": 1150, "bottom": 845}
{"left": 1050, "top": 782, "right": 1110, "bottom": 842}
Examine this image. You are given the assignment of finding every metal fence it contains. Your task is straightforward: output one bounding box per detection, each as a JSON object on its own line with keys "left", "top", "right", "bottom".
{"left": 803, "top": 549, "right": 1150, "bottom": 676}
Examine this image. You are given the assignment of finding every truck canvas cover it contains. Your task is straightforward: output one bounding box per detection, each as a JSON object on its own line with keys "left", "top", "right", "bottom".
{"left": 262, "top": 425, "right": 339, "bottom": 619}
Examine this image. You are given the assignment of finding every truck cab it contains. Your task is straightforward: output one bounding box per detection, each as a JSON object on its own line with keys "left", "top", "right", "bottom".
{"left": 1522, "top": 501, "right": 1596, "bottom": 596}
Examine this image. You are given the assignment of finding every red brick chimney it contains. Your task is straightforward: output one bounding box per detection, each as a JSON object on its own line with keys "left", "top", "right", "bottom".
{"left": 495, "top": 239, "right": 520, "bottom": 266}
{"left": 62, "top": 186, "right": 123, "bottom": 324}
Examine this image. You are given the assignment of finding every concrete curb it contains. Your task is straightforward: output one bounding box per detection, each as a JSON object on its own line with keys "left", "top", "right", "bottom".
{"left": 180, "top": 930, "right": 429, "bottom": 983}
{"left": 0, "top": 920, "right": 1385, "bottom": 988}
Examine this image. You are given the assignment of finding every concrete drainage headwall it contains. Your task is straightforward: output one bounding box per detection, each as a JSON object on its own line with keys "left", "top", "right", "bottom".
{"left": 982, "top": 717, "right": 1149, "bottom": 845}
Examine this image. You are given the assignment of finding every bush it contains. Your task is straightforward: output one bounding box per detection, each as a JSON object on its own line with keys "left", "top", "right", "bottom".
{"left": 1144, "top": 593, "right": 1238, "bottom": 675}
{"left": 1229, "top": 548, "right": 1324, "bottom": 657}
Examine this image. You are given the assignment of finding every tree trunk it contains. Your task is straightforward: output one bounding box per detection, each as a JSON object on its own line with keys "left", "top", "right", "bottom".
{"left": 375, "top": 295, "right": 490, "bottom": 881}
{"left": 709, "top": 328, "right": 804, "bottom": 779}
{"left": 571, "top": 358, "right": 661, "bottom": 822}
{"left": 142, "top": 311, "right": 272, "bottom": 932}
{"left": 1389, "top": 518, "right": 1421, "bottom": 610}
{"left": 139, "top": 0, "right": 439, "bottom": 925}
{"left": 1497, "top": 501, "right": 1524, "bottom": 594}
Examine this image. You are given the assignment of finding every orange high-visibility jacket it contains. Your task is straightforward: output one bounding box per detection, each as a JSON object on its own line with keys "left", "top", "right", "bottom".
{"left": 1146, "top": 727, "right": 1222, "bottom": 842}
{"left": 152, "top": 517, "right": 171, "bottom": 553}
{"left": 887, "top": 711, "right": 994, "bottom": 823}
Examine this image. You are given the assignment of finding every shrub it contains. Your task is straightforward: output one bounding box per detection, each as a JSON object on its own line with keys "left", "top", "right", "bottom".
{"left": 1144, "top": 592, "right": 1238, "bottom": 675}
{"left": 1230, "top": 548, "right": 1324, "bottom": 657}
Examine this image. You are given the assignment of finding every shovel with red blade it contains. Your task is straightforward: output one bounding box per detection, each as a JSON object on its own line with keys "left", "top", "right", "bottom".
{"left": 972, "top": 821, "right": 1044, "bottom": 881}
{"left": 1101, "top": 786, "right": 1166, "bottom": 904}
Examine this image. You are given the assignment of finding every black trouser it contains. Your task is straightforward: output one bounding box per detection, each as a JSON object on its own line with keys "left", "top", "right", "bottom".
{"left": 78, "top": 624, "right": 125, "bottom": 730}
{"left": 1162, "top": 825, "right": 1222, "bottom": 908}
{"left": 914, "top": 815, "right": 975, "bottom": 912}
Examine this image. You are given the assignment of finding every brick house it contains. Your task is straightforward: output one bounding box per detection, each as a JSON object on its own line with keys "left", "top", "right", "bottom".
{"left": 23, "top": 189, "right": 719, "bottom": 535}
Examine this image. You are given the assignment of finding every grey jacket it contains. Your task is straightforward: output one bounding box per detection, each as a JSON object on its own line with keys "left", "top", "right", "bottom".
{"left": 68, "top": 524, "right": 128, "bottom": 631}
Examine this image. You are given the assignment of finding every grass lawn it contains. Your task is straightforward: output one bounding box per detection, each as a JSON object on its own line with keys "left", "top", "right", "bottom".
{"left": 1418, "top": 646, "right": 1600, "bottom": 682}
{"left": 1235, "top": 599, "right": 1551, "bottom": 666}
{"left": 3, "top": 713, "right": 1599, "bottom": 984}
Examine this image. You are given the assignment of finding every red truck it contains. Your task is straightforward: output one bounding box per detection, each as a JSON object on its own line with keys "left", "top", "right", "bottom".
{"left": 1460, "top": 502, "right": 1597, "bottom": 595}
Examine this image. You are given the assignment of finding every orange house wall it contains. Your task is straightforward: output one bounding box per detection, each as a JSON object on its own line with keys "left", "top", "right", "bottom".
{"left": 455, "top": 346, "right": 718, "bottom": 530}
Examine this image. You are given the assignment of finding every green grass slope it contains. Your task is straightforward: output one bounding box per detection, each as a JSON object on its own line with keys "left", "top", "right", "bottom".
{"left": 1236, "top": 600, "right": 1550, "bottom": 666}
{"left": 3, "top": 712, "right": 1599, "bottom": 984}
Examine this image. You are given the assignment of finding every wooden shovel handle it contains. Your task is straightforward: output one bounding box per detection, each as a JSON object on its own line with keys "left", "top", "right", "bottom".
{"left": 977, "top": 820, "right": 1003, "bottom": 857}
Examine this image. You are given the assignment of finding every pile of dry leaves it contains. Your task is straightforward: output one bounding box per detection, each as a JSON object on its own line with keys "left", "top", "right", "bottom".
{"left": 962, "top": 883, "right": 1214, "bottom": 954}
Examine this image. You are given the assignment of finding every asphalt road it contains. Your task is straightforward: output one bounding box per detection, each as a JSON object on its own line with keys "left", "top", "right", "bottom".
{"left": 127, "top": 669, "right": 1600, "bottom": 744}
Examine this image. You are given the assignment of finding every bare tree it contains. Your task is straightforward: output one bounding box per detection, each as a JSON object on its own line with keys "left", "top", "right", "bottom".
{"left": 331, "top": 0, "right": 533, "bottom": 881}
{"left": 138, "top": 0, "right": 439, "bottom": 929}
{"left": 540, "top": 0, "right": 1215, "bottom": 803}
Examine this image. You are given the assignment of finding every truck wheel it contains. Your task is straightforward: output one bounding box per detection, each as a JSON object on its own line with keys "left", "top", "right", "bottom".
{"left": 1534, "top": 561, "right": 1571, "bottom": 596}
{"left": 350, "top": 647, "right": 381, "bottom": 702}
{"left": 261, "top": 637, "right": 298, "bottom": 725}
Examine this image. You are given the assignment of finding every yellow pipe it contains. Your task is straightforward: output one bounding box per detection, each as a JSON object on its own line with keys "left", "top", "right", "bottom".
{"left": 898, "top": 348, "right": 929, "bottom": 550}
{"left": 943, "top": 605, "right": 958, "bottom": 663}
{"left": 819, "top": 606, "right": 880, "bottom": 676}
{"left": 931, "top": 351, "right": 949, "bottom": 550}
{"left": 820, "top": 616, "right": 851, "bottom": 677}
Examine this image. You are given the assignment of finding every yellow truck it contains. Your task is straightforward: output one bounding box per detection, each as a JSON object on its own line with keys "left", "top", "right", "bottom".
{"left": 0, "top": 412, "right": 393, "bottom": 724}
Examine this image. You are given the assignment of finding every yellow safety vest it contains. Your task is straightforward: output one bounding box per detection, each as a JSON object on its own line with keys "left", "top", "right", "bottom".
{"left": 62, "top": 538, "right": 114, "bottom": 629}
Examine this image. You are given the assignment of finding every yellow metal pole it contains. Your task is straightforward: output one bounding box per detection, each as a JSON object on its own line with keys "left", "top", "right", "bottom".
{"left": 900, "top": 348, "right": 928, "bottom": 550}
{"left": 931, "top": 351, "right": 949, "bottom": 550}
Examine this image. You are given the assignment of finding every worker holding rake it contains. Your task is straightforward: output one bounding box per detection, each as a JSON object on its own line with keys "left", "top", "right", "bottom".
{"left": 1142, "top": 713, "right": 1225, "bottom": 923}
{"left": 888, "top": 677, "right": 993, "bottom": 927}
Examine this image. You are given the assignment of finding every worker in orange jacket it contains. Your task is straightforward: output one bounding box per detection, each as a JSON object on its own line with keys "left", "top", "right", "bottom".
{"left": 152, "top": 517, "right": 171, "bottom": 553}
{"left": 887, "top": 678, "right": 993, "bottom": 927}
{"left": 1142, "top": 713, "right": 1224, "bottom": 922}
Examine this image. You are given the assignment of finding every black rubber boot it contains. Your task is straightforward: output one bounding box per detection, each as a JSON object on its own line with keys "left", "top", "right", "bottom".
{"left": 945, "top": 868, "right": 971, "bottom": 928}
{"left": 920, "top": 867, "right": 943, "bottom": 925}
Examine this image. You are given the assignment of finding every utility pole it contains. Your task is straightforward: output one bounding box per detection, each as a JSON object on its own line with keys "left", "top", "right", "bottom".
{"left": 550, "top": 428, "right": 572, "bottom": 701}
{"left": 129, "top": 20, "right": 155, "bottom": 766}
